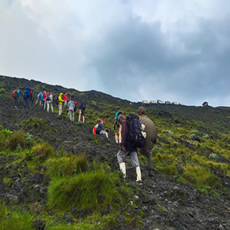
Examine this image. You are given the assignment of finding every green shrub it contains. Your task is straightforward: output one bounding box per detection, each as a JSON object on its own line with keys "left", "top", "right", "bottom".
{"left": 203, "top": 134, "right": 209, "bottom": 139}
{"left": 48, "top": 170, "right": 124, "bottom": 212}
{"left": 191, "top": 130, "right": 199, "bottom": 135}
{"left": 16, "top": 144, "right": 22, "bottom": 152}
{"left": 25, "top": 133, "right": 33, "bottom": 147}
{"left": 46, "top": 155, "right": 88, "bottom": 178}
{"left": 8, "top": 130, "right": 26, "bottom": 150}
{"left": 0, "top": 129, "right": 12, "bottom": 149}
{"left": 0, "top": 88, "right": 5, "bottom": 93}
{"left": 0, "top": 203, "right": 33, "bottom": 230}
{"left": 26, "top": 151, "right": 35, "bottom": 160}
{"left": 152, "top": 146, "right": 164, "bottom": 155}
{"left": 162, "top": 130, "right": 173, "bottom": 136}
{"left": 184, "top": 165, "right": 221, "bottom": 188}
{"left": 209, "top": 153, "right": 219, "bottom": 162}
{"left": 32, "top": 142, "right": 53, "bottom": 160}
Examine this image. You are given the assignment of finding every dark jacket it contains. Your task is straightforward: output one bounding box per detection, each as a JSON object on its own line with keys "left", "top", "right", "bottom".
{"left": 96, "top": 122, "right": 104, "bottom": 134}
{"left": 120, "top": 119, "right": 137, "bottom": 152}
{"left": 79, "top": 102, "right": 86, "bottom": 110}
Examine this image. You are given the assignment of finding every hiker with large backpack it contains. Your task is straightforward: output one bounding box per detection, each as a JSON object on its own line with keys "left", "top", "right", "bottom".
{"left": 58, "top": 92, "right": 64, "bottom": 116}
{"left": 12, "top": 89, "right": 21, "bottom": 108}
{"left": 46, "top": 93, "right": 53, "bottom": 113}
{"left": 23, "top": 87, "right": 30, "bottom": 109}
{"left": 78, "top": 100, "right": 86, "bottom": 123}
{"left": 137, "top": 106, "right": 157, "bottom": 177}
{"left": 114, "top": 111, "right": 122, "bottom": 144}
{"left": 94, "top": 120, "right": 108, "bottom": 138}
{"left": 117, "top": 114, "right": 143, "bottom": 182}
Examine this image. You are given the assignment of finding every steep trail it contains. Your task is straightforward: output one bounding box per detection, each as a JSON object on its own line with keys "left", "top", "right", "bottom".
{"left": 1, "top": 97, "right": 230, "bottom": 229}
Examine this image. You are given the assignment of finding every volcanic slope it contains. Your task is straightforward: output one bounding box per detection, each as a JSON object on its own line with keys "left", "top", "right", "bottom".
{"left": 0, "top": 75, "right": 230, "bottom": 229}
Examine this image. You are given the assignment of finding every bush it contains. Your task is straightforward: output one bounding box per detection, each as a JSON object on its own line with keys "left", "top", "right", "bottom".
{"left": 0, "top": 203, "right": 33, "bottom": 230}
{"left": 32, "top": 142, "right": 53, "bottom": 160}
{"left": 184, "top": 165, "right": 221, "bottom": 188}
{"left": 0, "top": 88, "right": 5, "bottom": 93}
{"left": 25, "top": 133, "right": 33, "bottom": 147}
{"left": 48, "top": 170, "right": 124, "bottom": 212}
{"left": 46, "top": 155, "right": 88, "bottom": 178}
{"left": 0, "top": 129, "right": 12, "bottom": 149}
{"left": 162, "top": 130, "right": 173, "bottom": 136}
{"left": 8, "top": 130, "right": 26, "bottom": 150}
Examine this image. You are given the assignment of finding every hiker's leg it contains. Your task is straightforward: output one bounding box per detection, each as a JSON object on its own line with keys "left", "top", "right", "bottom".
{"left": 69, "top": 110, "right": 73, "bottom": 121}
{"left": 117, "top": 150, "right": 128, "bottom": 178}
{"left": 58, "top": 104, "right": 62, "bottom": 115}
{"left": 118, "top": 126, "right": 122, "bottom": 143}
{"left": 51, "top": 104, "right": 54, "bottom": 113}
{"left": 129, "top": 151, "right": 142, "bottom": 182}
{"left": 78, "top": 110, "right": 81, "bottom": 121}
{"left": 82, "top": 115, "right": 85, "bottom": 123}
{"left": 47, "top": 102, "right": 50, "bottom": 112}
{"left": 115, "top": 133, "right": 118, "bottom": 143}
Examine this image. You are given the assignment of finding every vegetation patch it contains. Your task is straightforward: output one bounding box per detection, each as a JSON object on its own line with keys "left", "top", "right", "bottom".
{"left": 46, "top": 155, "right": 89, "bottom": 178}
{"left": 32, "top": 142, "right": 53, "bottom": 160}
{"left": 48, "top": 169, "right": 130, "bottom": 213}
{"left": 183, "top": 165, "right": 221, "bottom": 188}
{"left": 8, "top": 130, "right": 26, "bottom": 150}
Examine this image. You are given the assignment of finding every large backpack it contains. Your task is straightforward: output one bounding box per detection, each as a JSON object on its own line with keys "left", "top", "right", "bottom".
{"left": 126, "top": 113, "right": 145, "bottom": 148}
{"left": 12, "top": 90, "right": 17, "bottom": 99}
{"left": 46, "top": 93, "right": 51, "bottom": 101}
{"left": 23, "top": 90, "right": 28, "bottom": 99}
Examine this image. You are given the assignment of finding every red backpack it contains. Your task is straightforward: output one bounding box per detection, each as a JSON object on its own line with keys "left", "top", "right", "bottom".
{"left": 12, "top": 90, "right": 17, "bottom": 99}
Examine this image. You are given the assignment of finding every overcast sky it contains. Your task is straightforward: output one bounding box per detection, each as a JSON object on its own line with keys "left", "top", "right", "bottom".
{"left": 1, "top": 0, "right": 230, "bottom": 106}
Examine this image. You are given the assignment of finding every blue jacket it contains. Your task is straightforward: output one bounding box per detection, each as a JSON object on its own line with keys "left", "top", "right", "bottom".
{"left": 68, "top": 101, "right": 75, "bottom": 111}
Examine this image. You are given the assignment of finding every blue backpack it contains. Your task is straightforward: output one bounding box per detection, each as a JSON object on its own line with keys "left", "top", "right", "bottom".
{"left": 23, "top": 90, "right": 28, "bottom": 99}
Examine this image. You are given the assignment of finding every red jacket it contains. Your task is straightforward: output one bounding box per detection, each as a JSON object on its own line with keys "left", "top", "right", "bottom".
{"left": 64, "top": 94, "right": 68, "bottom": 100}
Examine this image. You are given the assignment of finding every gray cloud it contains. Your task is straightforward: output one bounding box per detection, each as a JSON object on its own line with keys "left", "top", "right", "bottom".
{"left": 0, "top": 0, "right": 230, "bottom": 106}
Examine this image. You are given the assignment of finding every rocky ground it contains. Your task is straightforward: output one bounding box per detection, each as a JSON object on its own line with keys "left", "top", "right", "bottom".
{"left": 0, "top": 94, "right": 230, "bottom": 229}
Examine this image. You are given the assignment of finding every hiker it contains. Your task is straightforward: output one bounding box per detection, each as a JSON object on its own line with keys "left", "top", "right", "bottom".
{"left": 78, "top": 100, "right": 86, "bottom": 123}
{"left": 12, "top": 89, "right": 21, "bottom": 108}
{"left": 29, "top": 88, "right": 33, "bottom": 103}
{"left": 46, "top": 93, "right": 53, "bottom": 113}
{"left": 58, "top": 93, "right": 64, "bottom": 116}
{"left": 114, "top": 112, "right": 122, "bottom": 143}
{"left": 43, "top": 91, "right": 47, "bottom": 110}
{"left": 137, "top": 106, "right": 157, "bottom": 177}
{"left": 35, "top": 92, "right": 42, "bottom": 105}
{"left": 64, "top": 93, "right": 68, "bottom": 107}
{"left": 52, "top": 93, "right": 58, "bottom": 107}
{"left": 23, "top": 87, "right": 30, "bottom": 109}
{"left": 94, "top": 120, "right": 109, "bottom": 138}
{"left": 68, "top": 97, "right": 75, "bottom": 122}
{"left": 117, "top": 114, "right": 142, "bottom": 182}
{"left": 74, "top": 101, "right": 77, "bottom": 121}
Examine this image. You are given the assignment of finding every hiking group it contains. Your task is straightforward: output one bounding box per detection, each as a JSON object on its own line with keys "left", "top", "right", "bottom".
{"left": 12, "top": 88, "right": 86, "bottom": 123}
{"left": 12, "top": 88, "right": 158, "bottom": 182}
{"left": 93, "top": 107, "right": 157, "bottom": 182}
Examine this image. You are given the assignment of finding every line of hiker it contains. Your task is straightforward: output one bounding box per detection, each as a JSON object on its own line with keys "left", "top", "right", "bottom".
{"left": 12, "top": 88, "right": 157, "bottom": 183}
{"left": 12, "top": 88, "right": 86, "bottom": 123}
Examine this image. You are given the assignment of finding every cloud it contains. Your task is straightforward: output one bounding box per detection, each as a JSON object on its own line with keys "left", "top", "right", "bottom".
{"left": 0, "top": 0, "right": 230, "bottom": 106}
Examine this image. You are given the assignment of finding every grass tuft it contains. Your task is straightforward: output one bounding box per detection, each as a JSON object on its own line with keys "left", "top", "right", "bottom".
{"left": 8, "top": 130, "right": 26, "bottom": 150}
{"left": 46, "top": 155, "right": 88, "bottom": 178}
{"left": 32, "top": 142, "right": 53, "bottom": 160}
